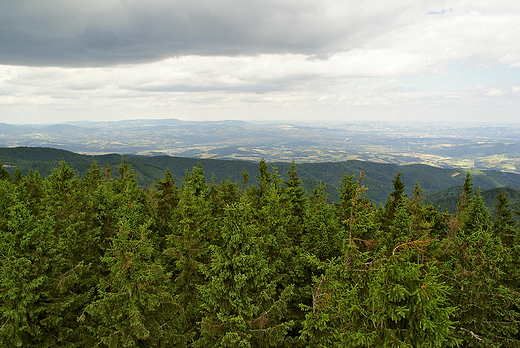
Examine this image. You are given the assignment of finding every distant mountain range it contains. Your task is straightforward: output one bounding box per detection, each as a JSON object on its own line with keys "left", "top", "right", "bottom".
{"left": 2, "top": 147, "right": 520, "bottom": 213}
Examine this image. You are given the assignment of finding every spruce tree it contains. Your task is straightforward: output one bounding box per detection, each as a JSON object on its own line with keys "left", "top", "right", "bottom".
{"left": 284, "top": 161, "right": 307, "bottom": 242}
{"left": 333, "top": 168, "right": 377, "bottom": 252}
{"left": 379, "top": 172, "right": 408, "bottom": 235}
{"left": 152, "top": 169, "right": 180, "bottom": 255}
{"left": 492, "top": 192, "right": 516, "bottom": 248}
{"left": 457, "top": 172, "right": 474, "bottom": 219}
{"left": 86, "top": 160, "right": 183, "bottom": 346}
{"left": 0, "top": 172, "right": 56, "bottom": 346}
{"left": 0, "top": 164, "right": 93, "bottom": 346}
{"left": 250, "top": 158, "right": 274, "bottom": 210}
{"left": 303, "top": 184, "right": 342, "bottom": 262}
{"left": 197, "top": 198, "right": 294, "bottom": 347}
{"left": 162, "top": 163, "right": 213, "bottom": 343}
{"left": 460, "top": 191, "right": 491, "bottom": 234}
{"left": 0, "top": 161, "right": 11, "bottom": 181}
{"left": 38, "top": 162, "right": 95, "bottom": 345}
{"left": 303, "top": 176, "right": 458, "bottom": 347}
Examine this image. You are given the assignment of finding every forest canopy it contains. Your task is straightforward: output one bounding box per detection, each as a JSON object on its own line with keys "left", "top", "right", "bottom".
{"left": 1, "top": 159, "right": 519, "bottom": 347}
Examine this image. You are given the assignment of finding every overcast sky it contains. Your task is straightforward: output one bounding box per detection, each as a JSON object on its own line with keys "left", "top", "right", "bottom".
{"left": 1, "top": 0, "right": 520, "bottom": 124}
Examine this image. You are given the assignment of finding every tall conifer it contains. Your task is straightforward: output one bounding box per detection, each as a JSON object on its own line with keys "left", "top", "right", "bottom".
{"left": 197, "top": 199, "right": 294, "bottom": 347}
{"left": 86, "top": 161, "right": 182, "bottom": 346}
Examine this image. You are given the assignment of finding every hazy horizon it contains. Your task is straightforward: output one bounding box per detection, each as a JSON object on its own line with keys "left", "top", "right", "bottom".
{"left": 3, "top": 118, "right": 520, "bottom": 127}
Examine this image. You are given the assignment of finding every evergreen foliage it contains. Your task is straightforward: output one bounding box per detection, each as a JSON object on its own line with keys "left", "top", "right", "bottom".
{"left": 493, "top": 192, "right": 517, "bottom": 247}
{"left": 0, "top": 161, "right": 519, "bottom": 347}
{"left": 457, "top": 172, "right": 474, "bottom": 219}
{"left": 0, "top": 162, "right": 10, "bottom": 181}
{"left": 197, "top": 199, "right": 293, "bottom": 347}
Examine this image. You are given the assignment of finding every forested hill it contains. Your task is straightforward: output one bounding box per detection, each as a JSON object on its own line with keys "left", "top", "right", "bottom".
{"left": 425, "top": 185, "right": 520, "bottom": 216}
{"left": 2, "top": 146, "right": 520, "bottom": 204}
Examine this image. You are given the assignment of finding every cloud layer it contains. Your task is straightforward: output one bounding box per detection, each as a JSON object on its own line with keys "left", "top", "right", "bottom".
{"left": 0, "top": 0, "right": 379, "bottom": 66}
{"left": 4, "top": 0, "right": 519, "bottom": 67}
{"left": 1, "top": 0, "right": 520, "bottom": 123}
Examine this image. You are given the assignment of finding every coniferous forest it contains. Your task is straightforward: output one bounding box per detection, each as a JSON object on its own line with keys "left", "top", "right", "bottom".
{"left": 1, "top": 159, "right": 520, "bottom": 347}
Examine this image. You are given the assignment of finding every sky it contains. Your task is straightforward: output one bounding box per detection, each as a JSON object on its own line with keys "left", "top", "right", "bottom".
{"left": 1, "top": 0, "right": 520, "bottom": 124}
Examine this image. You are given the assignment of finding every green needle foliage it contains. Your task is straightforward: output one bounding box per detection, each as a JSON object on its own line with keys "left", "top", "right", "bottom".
{"left": 302, "top": 171, "right": 459, "bottom": 348}
{"left": 197, "top": 198, "right": 293, "bottom": 347}
{"left": 1, "top": 161, "right": 519, "bottom": 347}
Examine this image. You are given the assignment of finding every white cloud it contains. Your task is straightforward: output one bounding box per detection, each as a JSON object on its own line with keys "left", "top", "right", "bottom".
{"left": 470, "top": 84, "right": 486, "bottom": 91}
{"left": 485, "top": 89, "right": 504, "bottom": 96}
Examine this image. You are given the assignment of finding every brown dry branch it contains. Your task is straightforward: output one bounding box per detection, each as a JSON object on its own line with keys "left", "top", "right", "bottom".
{"left": 312, "top": 275, "right": 327, "bottom": 314}
{"left": 392, "top": 238, "right": 434, "bottom": 256}
{"left": 353, "top": 238, "right": 378, "bottom": 249}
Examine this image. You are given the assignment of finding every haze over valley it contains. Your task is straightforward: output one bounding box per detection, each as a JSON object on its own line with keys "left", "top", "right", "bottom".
{"left": 1, "top": 119, "right": 520, "bottom": 174}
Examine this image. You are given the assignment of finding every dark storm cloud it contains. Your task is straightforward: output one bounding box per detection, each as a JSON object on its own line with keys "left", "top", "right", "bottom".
{"left": 0, "top": 0, "right": 381, "bottom": 67}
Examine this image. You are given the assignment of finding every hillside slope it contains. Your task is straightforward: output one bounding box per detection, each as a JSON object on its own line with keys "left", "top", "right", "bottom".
{"left": 424, "top": 185, "right": 520, "bottom": 216}
{"left": 2, "top": 146, "right": 520, "bottom": 205}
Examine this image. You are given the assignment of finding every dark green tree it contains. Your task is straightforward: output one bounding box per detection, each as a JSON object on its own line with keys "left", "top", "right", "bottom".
{"left": 457, "top": 172, "right": 474, "bottom": 219}
{"left": 301, "top": 241, "right": 459, "bottom": 347}
{"left": 152, "top": 169, "right": 180, "bottom": 254}
{"left": 379, "top": 172, "right": 408, "bottom": 235}
{"left": 250, "top": 158, "right": 275, "bottom": 210}
{"left": 197, "top": 199, "right": 294, "bottom": 347}
{"left": 154, "top": 169, "right": 179, "bottom": 226}
{"left": 303, "top": 184, "right": 342, "bottom": 262}
{"left": 284, "top": 161, "right": 307, "bottom": 240}
{"left": 0, "top": 172, "right": 58, "bottom": 346}
{"left": 492, "top": 192, "right": 516, "bottom": 248}
{"left": 86, "top": 161, "right": 183, "bottom": 346}
{"left": 37, "top": 162, "right": 97, "bottom": 345}
{"left": 334, "top": 168, "right": 377, "bottom": 250}
{"left": 162, "top": 163, "right": 213, "bottom": 343}
{"left": 0, "top": 162, "right": 11, "bottom": 181}
{"left": 460, "top": 191, "right": 491, "bottom": 235}
{"left": 444, "top": 226, "right": 520, "bottom": 346}
{"left": 444, "top": 188, "right": 519, "bottom": 346}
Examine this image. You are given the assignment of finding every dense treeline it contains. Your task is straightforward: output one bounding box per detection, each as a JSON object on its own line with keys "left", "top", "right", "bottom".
{"left": 4, "top": 146, "right": 520, "bottom": 207}
{"left": 1, "top": 160, "right": 520, "bottom": 347}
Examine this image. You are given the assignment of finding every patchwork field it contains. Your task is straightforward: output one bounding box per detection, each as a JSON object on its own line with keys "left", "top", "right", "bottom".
{"left": 1, "top": 120, "right": 519, "bottom": 173}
